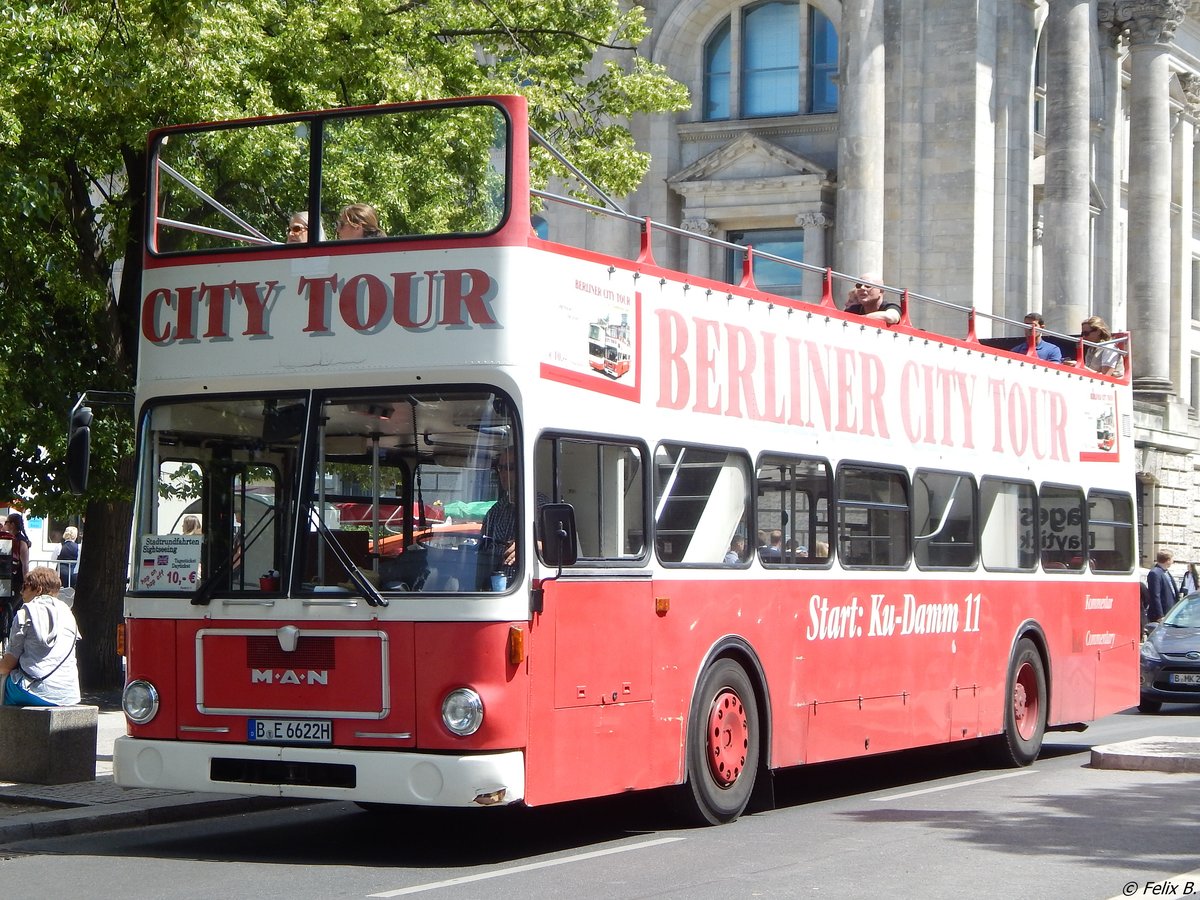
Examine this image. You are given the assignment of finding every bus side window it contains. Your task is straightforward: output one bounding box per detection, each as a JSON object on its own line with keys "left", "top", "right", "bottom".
{"left": 756, "top": 454, "right": 832, "bottom": 567}
{"left": 1087, "top": 490, "right": 1135, "bottom": 573}
{"left": 836, "top": 463, "right": 910, "bottom": 569}
{"left": 979, "top": 477, "right": 1037, "bottom": 572}
{"left": 653, "top": 443, "right": 751, "bottom": 566}
{"left": 913, "top": 469, "right": 977, "bottom": 570}
{"left": 1039, "top": 484, "right": 1085, "bottom": 572}
{"left": 537, "top": 434, "right": 647, "bottom": 563}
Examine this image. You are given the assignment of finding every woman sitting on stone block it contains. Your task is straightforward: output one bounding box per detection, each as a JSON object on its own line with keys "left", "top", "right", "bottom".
{"left": 0, "top": 566, "right": 81, "bottom": 706}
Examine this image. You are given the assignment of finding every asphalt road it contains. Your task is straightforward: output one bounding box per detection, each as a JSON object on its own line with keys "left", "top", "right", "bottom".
{"left": 2, "top": 705, "right": 1199, "bottom": 900}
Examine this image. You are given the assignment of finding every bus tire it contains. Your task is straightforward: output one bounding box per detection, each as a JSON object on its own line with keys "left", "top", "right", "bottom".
{"left": 681, "top": 658, "right": 760, "bottom": 825}
{"left": 993, "top": 637, "right": 1047, "bottom": 767}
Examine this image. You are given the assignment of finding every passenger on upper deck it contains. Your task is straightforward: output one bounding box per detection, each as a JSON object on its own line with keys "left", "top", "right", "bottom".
{"left": 336, "top": 203, "right": 384, "bottom": 240}
{"left": 843, "top": 274, "right": 901, "bottom": 326}
{"left": 285, "top": 212, "right": 309, "bottom": 243}
{"left": 1080, "top": 316, "right": 1124, "bottom": 377}
{"left": 1011, "top": 312, "right": 1063, "bottom": 363}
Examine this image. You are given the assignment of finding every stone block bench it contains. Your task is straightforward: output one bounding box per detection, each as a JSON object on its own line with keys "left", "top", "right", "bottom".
{"left": 0, "top": 704, "right": 98, "bottom": 784}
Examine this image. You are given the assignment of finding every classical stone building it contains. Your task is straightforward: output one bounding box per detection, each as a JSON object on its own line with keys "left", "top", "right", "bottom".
{"left": 549, "top": 0, "right": 1200, "bottom": 568}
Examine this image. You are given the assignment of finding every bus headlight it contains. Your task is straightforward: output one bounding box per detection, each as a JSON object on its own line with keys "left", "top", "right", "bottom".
{"left": 123, "top": 680, "right": 160, "bottom": 724}
{"left": 441, "top": 687, "right": 484, "bottom": 736}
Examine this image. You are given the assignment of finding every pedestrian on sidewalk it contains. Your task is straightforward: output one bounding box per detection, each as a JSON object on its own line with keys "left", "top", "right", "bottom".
{"left": 0, "top": 566, "right": 81, "bottom": 706}
{"left": 57, "top": 525, "right": 79, "bottom": 588}
{"left": 1, "top": 513, "right": 31, "bottom": 639}
{"left": 1146, "top": 549, "right": 1178, "bottom": 625}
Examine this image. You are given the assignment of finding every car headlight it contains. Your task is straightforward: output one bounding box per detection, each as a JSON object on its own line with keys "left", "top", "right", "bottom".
{"left": 1139, "top": 640, "right": 1163, "bottom": 662}
{"left": 441, "top": 687, "right": 484, "bottom": 736}
{"left": 122, "top": 679, "right": 160, "bottom": 724}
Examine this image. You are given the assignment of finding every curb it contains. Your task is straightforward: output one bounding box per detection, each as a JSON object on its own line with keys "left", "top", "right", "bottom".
{"left": 0, "top": 793, "right": 301, "bottom": 843}
{"left": 1090, "top": 736, "right": 1200, "bottom": 775}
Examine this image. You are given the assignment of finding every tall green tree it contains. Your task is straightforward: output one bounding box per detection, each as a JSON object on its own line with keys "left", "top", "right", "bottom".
{"left": 0, "top": 0, "right": 687, "bottom": 688}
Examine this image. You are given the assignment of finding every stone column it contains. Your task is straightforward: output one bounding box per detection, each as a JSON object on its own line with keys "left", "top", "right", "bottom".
{"left": 1174, "top": 74, "right": 1200, "bottom": 393}
{"left": 1041, "top": 0, "right": 1092, "bottom": 332}
{"left": 680, "top": 217, "right": 717, "bottom": 282}
{"left": 1116, "top": 0, "right": 1185, "bottom": 394}
{"left": 1093, "top": 8, "right": 1125, "bottom": 327}
{"left": 1031, "top": 215, "right": 1044, "bottom": 316}
{"left": 835, "top": 0, "right": 885, "bottom": 279}
{"left": 797, "top": 211, "right": 833, "bottom": 303}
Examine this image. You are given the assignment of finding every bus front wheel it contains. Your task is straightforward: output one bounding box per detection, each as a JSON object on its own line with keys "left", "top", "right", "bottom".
{"left": 682, "top": 658, "right": 760, "bottom": 825}
{"left": 994, "top": 638, "right": 1047, "bottom": 767}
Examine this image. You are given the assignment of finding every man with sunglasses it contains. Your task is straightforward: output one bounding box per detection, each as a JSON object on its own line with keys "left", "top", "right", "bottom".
{"left": 843, "top": 273, "right": 901, "bottom": 325}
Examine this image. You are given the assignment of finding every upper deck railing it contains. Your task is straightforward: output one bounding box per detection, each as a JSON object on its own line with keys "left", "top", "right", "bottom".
{"left": 145, "top": 94, "right": 1129, "bottom": 381}
{"left": 529, "top": 173, "right": 1130, "bottom": 383}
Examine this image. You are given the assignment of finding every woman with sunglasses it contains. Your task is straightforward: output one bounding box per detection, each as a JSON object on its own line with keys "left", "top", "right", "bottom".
{"left": 285, "top": 211, "right": 309, "bottom": 243}
{"left": 1080, "top": 316, "right": 1124, "bottom": 377}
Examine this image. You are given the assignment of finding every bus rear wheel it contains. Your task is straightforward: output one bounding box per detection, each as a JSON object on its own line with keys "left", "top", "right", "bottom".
{"left": 993, "top": 638, "right": 1047, "bottom": 767}
{"left": 682, "top": 658, "right": 760, "bottom": 825}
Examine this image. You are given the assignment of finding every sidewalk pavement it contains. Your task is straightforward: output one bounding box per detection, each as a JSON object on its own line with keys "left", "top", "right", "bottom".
{"left": 0, "top": 701, "right": 293, "bottom": 843}
{"left": 0, "top": 697, "right": 1196, "bottom": 844}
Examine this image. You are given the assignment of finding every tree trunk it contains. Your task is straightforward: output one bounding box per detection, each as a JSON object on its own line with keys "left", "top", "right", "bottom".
{"left": 74, "top": 455, "right": 135, "bottom": 691}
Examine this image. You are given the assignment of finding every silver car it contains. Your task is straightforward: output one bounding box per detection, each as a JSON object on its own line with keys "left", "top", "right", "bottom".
{"left": 1139, "top": 591, "right": 1200, "bottom": 713}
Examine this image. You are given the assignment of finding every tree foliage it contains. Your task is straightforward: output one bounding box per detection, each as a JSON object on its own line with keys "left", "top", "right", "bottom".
{"left": 0, "top": 0, "right": 687, "bottom": 688}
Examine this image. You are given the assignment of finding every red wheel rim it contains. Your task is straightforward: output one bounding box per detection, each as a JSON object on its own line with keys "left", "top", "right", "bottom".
{"left": 1013, "top": 661, "right": 1039, "bottom": 741}
{"left": 706, "top": 689, "right": 749, "bottom": 787}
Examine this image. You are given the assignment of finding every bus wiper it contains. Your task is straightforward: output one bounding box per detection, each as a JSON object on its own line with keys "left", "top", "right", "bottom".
{"left": 191, "top": 561, "right": 226, "bottom": 607}
{"left": 307, "top": 505, "right": 388, "bottom": 608}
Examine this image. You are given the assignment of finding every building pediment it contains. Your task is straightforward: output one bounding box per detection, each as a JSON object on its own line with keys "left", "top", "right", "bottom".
{"left": 668, "top": 132, "right": 831, "bottom": 186}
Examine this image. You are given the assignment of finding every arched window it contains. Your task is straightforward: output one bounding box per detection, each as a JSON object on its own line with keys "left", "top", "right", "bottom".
{"left": 702, "top": 2, "right": 839, "bottom": 122}
{"left": 743, "top": 2, "right": 801, "bottom": 117}
{"left": 809, "top": 8, "right": 838, "bottom": 113}
{"left": 704, "top": 20, "right": 732, "bottom": 120}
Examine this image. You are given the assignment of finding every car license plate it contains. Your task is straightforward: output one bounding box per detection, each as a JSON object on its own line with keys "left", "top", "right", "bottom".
{"left": 248, "top": 718, "right": 332, "bottom": 744}
{"left": 1169, "top": 673, "right": 1200, "bottom": 686}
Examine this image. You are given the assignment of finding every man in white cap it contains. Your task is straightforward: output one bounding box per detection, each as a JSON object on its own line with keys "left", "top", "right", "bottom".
{"left": 844, "top": 273, "right": 901, "bottom": 325}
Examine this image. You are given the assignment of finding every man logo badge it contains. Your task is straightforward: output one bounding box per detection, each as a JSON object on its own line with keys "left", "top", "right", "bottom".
{"left": 251, "top": 669, "right": 329, "bottom": 685}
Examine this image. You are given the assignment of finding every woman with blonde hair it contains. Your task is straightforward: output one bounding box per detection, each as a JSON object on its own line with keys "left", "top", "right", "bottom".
{"left": 335, "top": 203, "right": 383, "bottom": 240}
{"left": 1080, "top": 316, "right": 1124, "bottom": 377}
{"left": 0, "top": 566, "right": 80, "bottom": 706}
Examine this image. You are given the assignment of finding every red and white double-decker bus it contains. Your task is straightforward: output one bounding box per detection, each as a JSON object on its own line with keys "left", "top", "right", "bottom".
{"left": 103, "top": 95, "right": 1137, "bottom": 825}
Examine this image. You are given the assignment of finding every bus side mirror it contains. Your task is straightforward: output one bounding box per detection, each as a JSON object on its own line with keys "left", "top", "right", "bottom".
{"left": 538, "top": 503, "right": 578, "bottom": 568}
{"left": 66, "top": 404, "right": 93, "bottom": 494}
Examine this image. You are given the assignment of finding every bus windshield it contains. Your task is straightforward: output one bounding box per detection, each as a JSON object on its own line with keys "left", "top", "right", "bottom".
{"left": 134, "top": 389, "right": 520, "bottom": 596}
{"left": 152, "top": 100, "right": 510, "bottom": 253}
